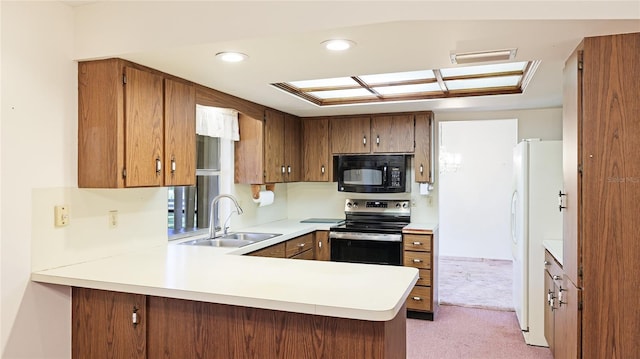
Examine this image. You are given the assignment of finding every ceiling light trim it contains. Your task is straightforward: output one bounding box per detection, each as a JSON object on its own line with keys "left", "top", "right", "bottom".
{"left": 215, "top": 51, "right": 249, "bottom": 63}
{"left": 321, "top": 39, "right": 356, "bottom": 51}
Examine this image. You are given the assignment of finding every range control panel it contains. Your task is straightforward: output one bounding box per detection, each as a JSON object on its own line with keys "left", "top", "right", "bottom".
{"left": 344, "top": 199, "right": 410, "bottom": 214}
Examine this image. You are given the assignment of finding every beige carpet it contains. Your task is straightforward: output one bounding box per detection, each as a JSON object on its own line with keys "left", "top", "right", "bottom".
{"left": 438, "top": 256, "right": 514, "bottom": 311}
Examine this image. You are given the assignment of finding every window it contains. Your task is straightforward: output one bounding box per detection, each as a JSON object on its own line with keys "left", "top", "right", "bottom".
{"left": 272, "top": 61, "right": 539, "bottom": 106}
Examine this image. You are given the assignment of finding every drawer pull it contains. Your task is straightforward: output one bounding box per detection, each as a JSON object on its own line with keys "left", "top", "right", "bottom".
{"left": 297, "top": 243, "right": 306, "bottom": 248}
{"left": 544, "top": 260, "right": 551, "bottom": 266}
{"left": 411, "top": 296, "right": 423, "bottom": 301}
{"left": 552, "top": 275, "right": 561, "bottom": 280}
{"left": 412, "top": 241, "right": 423, "bottom": 246}
{"left": 412, "top": 259, "right": 423, "bottom": 263}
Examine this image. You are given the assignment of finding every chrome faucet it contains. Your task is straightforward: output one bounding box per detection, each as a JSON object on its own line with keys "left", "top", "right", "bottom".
{"left": 209, "top": 194, "right": 244, "bottom": 239}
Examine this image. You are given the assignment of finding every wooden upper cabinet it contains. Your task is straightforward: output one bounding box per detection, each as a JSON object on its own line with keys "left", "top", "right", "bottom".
{"left": 371, "top": 115, "right": 414, "bottom": 153}
{"left": 235, "top": 113, "right": 265, "bottom": 184}
{"left": 414, "top": 113, "right": 433, "bottom": 183}
{"left": 264, "top": 109, "right": 286, "bottom": 183}
{"left": 302, "top": 118, "right": 331, "bottom": 182}
{"left": 284, "top": 114, "right": 302, "bottom": 182}
{"left": 78, "top": 58, "right": 197, "bottom": 188}
{"left": 330, "top": 116, "right": 371, "bottom": 154}
{"left": 164, "top": 78, "right": 196, "bottom": 187}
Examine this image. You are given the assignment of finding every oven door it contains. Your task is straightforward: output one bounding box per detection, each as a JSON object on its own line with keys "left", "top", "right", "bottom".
{"left": 329, "top": 232, "right": 402, "bottom": 266}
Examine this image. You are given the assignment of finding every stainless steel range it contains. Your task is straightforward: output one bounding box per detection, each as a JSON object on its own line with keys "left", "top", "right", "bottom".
{"left": 329, "top": 199, "right": 410, "bottom": 266}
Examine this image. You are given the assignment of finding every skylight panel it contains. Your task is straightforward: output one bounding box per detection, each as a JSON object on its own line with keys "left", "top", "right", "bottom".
{"left": 308, "top": 88, "right": 374, "bottom": 100}
{"left": 445, "top": 75, "right": 521, "bottom": 90}
{"left": 440, "top": 62, "right": 527, "bottom": 77}
{"left": 373, "top": 83, "right": 442, "bottom": 95}
{"left": 289, "top": 77, "right": 356, "bottom": 89}
{"left": 360, "top": 70, "right": 435, "bottom": 85}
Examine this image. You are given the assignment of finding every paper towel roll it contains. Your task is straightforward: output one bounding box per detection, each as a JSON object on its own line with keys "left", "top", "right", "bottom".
{"left": 252, "top": 190, "right": 275, "bottom": 207}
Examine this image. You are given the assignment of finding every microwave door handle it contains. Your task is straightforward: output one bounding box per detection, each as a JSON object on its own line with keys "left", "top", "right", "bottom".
{"left": 382, "top": 166, "right": 387, "bottom": 186}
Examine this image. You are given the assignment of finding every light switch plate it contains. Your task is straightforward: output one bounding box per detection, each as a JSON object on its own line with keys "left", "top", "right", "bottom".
{"left": 54, "top": 205, "right": 69, "bottom": 227}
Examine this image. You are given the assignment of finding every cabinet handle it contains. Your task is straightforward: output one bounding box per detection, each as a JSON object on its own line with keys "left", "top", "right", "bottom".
{"left": 544, "top": 260, "right": 551, "bottom": 266}
{"left": 376, "top": 135, "right": 380, "bottom": 145}
{"left": 132, "top": 306, "right": 139, "bottom": 326}
{"left": 170, "top": 158, "right": 176, "bottom": 173}
{"left": 318, "top": 241, "right": 322, "bottom": 248}
{"left": 411, "top": 296, "right": 423, "bottom": 301}
{"left": 287, "top": 166, "right": 291, "bottom": 174}
{"left": 558, "top": 190, "right": 567, "bottom": 212}
{"left": 281, "top": 166, "right": 286, "bottom": 174}
{"left": 155, "top": 158, "right": 162, "bottom": 174}
{"left": 412, "top": 241, "right": 423, "bottom": 246}
{"left": 297, "top": 243, "right": 305, "bottom": 249}
{"left": 419, "top": 164, "right": 424, "bottom": 174}
{"left": 552, "top": 275, "right": 561, "bottom": 280}
{"left": 363, "top": 136, "right": 367, "bottom": 146}
{"left": 321, "top": 165, "right": 325, "bottom": 174}
{"left": 412, "top": 259, "right": 422, "bottom": 263}
{"left": 558, "top": 287, "right": 566, "bottom": 306}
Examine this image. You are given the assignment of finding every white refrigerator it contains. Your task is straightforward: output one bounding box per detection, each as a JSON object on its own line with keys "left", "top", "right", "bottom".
{"left": 511, "top": 139, "right": 562, "bottom": 347}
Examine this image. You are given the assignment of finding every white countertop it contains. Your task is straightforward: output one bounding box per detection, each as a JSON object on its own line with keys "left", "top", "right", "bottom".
{"left": 403, "top": 222, "right": 439, "bottom": 233}
{"left": 31, "top": 219, "right": 419, "bottom": 321}
{"left": 543, "top": 239, "right": 563, "bottom": 266}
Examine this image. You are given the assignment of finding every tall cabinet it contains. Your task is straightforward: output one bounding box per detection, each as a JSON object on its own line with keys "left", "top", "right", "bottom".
{"left": 560, "top": 32, "right": 640, "bottom": 359}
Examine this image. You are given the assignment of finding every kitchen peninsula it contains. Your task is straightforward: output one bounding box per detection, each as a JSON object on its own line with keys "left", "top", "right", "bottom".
{"left": 31, "top": 220, "right": 418, "bottom": 359}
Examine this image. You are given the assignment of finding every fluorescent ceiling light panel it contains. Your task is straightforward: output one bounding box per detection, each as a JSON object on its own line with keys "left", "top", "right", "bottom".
{"left": 441, "top": 61, "right": 527, "bottom": 77}
{"left": 290, "top": 77, "right": 357, "bottom": 88}
{"left": 308, "top": 88, "right": 374, "bottom": 99}
{"left": 450, "top": 48, "right": 517, "bottom": 64}
{"left": 360, "top": 70, "right": 435, "bottom": 84}
{"left": 445, "top": 75, "right": 521, "bottom": 90}
{"left": 373, "top": 83, "right": 441, "bottom": 95}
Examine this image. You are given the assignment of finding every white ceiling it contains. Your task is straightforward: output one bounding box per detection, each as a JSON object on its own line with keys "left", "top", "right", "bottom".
{"left": 70, "top": 1, "right": 640, "bottom": 117}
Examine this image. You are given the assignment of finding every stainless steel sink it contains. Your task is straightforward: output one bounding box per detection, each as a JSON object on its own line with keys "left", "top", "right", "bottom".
{"left": 180, "top": 232, "right": 281, "bottom": 248}
{"left": 219, "top": 232, "right": 281, "bottom": 242}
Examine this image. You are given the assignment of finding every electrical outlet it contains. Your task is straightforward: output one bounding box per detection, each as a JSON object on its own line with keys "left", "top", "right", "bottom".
{"left": 54, "top": 205, "right": 70, "bottom": 227}
{"left": 108, "top": 210, "right": 118, "bottom": 229}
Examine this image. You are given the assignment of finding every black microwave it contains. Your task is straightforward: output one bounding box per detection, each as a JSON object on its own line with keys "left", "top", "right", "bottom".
{"left": 337, "top": 155, "right": 408, "bottom": 193}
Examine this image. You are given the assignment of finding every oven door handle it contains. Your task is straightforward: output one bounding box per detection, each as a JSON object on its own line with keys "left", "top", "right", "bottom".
{"left": 329, "top": 231, "right": 402, "bottom": 242}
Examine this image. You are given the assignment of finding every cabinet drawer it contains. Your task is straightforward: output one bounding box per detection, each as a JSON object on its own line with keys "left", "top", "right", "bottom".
{"left": 404, "top": 251, "right": 431, "bottom": 269}
{"left": 416, "top": 269, "right": 432, "bottom": 286}
{"left": 290, "top": 249, "right": 314, "bottom": 260}
{"left": 406, "top": 286, "right": 432, "bottom": 312}
{"left": 285, "top": 233, "right": 314, "bottom": 258}
{"left": 403, "top": 234, "right": 432, "bottom": 252}
{"left": 544, "top": 250, "right": 563, "bottom": 283}
{"left": 248, "top": 242, "right": 285, "bottom": 258}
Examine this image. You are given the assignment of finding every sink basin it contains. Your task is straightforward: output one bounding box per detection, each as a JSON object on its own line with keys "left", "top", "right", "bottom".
{"left": 179, "top": 232, "right": 281, "bottom": 248}
{"left": 219, "top": 232, "right": 281, "bottom": 242}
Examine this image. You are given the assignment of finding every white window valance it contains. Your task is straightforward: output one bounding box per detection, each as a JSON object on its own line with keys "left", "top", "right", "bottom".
{"left": 195, "top": 104, "right": 240, "bottom": 141}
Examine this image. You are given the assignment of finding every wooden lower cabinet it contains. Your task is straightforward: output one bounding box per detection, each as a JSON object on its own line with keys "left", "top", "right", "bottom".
{"left": 315, "top": 230, "right": 331, "bottom": 261}
{"left": 402, "top": 229, "right": 438, "bottom": 320}
{"left": 72, "top": 287, "right": 146, "bottom": 359}
{"left": 248, "top": 232, "right": 316, "bottom": 260}
{"left": 72, "top": 287, "right": 406, "bottom": 359}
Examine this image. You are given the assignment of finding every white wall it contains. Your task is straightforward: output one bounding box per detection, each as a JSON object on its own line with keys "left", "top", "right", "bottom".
{"left": 1, "top": 3, "right": 166, "bottom": 358}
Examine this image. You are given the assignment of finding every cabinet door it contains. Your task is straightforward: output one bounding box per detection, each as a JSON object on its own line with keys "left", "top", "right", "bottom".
{"left": 235, "top": 113, "right": 265, "bottom": 184}
{"left": 72, "top": 287, "right": 147, "bottom": 359}
{"left": 164, "top": 79, "right": 196, "bottom": 186}
{"left": 330, "top": 116, "right": 371, "bottom": 154}
{"left": 264, "top": 109, "right": 285, "bottom": 183}
{"left": 543, "top": 270, "right": 555, "bottom": 352}
{"left": 555, "top": 277, "right": 581, "bottom": 359}
{"left": 414, "top": 113, "right": 432, "bottom": 183}
{"left": 302, "top": 119, "right": 331, "bottom": 182}
{"left": 315, "top": 230, "right": 331, "bottom": 261}
{"left": 561, "top": 47, "right": 582, "bottom": 287}
{"left": 124, "top": 66, "right": 164, "bottom": 187}
{"left": 371, "top": 115, "right": 414, "bottom": 153}
{"left": 284, "top": 114, "right": 302, "bottom": 182}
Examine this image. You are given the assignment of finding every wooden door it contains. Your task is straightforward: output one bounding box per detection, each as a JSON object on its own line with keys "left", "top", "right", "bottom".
{"left": 124, "top": 66, "right": 164, "bottom": 187}
{"left": 72, "top": 287, "right": 147, "bottom": 359}
{"left": 315, "top": 230, "right": 331, "bottom": 261}
{"left": 562, "top": 45, "right": 582, "bottom": 288}
{"left": 164, "top": 78, "right": 196, "bottom": 186}
{"left": 284, "top": 114, "right": 302, "bottom": 182}
{"left": 302, "top": 118, "right": 331, "bottom": 181}
{"left": 414, "top": 113, "right": 432, "bottom": 183}
{"left": 330, "top": 116, "right": 371, "bottom": 154}
{"left": 580, "top": 33, "right": 640, "bottom": 359}
{"left": 371, "top": 115, "right": 414, "bottom": 153}
{"left": 264, "top": 109, "right": 285, "bottom": 183}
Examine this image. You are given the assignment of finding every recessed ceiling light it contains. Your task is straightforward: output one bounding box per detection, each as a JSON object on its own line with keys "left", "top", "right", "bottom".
{"left": 322, "top": 39, "right": 356, "bottom": 51}
{"left": 215, "top": 52, "right": 248, "bottom": 63}
{"left": 450, "top": 48, "right": 517, "bottom": 64}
